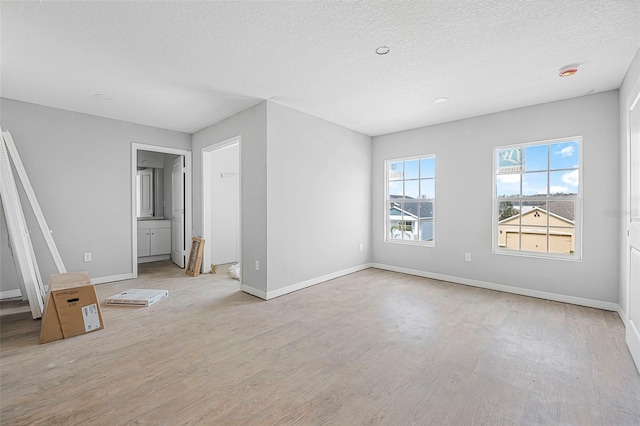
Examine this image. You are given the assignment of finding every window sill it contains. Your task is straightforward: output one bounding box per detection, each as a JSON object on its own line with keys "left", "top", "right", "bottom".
{"left": 385, "top": 239, "right": 435, "bottom": 248}
{"left": 492, "top": 248, "right": 581, "bottom": 262}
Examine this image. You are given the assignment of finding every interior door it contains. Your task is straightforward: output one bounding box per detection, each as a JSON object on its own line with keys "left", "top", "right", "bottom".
{"left": 627, "top": 85, "right": 640, "bottom": 373}
{"left": 171, "top": 156, "right": 185, "bottom": 268}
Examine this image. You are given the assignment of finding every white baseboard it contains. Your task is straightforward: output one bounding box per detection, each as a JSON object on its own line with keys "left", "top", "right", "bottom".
{"left": 371, "top": 263, "right": 620, "bottom": 312}
{"left": 241, "top": 284, "right": 267, "bottom": 300}
{"left": 0, "top": 274, "right": 133, "bottom": 298}
{"left": 91, "top": 273, "right": 134, "bottom": 285}
{"left": 137, "top": 255, "right": 170, "bottom": 264}
{"left": 618, "top": 305, "right": 630, "bottom": 327}
{"left": 265, "top": 263, "right": 372, "bottom": 300}
{"left": 212, "top": 258, "right": 237, "bottom": 266}
{"left": 0, "top": 289, "right": 22, "bottom": 300}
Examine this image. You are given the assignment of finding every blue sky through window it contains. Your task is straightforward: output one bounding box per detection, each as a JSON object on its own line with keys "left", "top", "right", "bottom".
{"left": 497, "top": 140, "right": 579, "bottom": 197}
{"left": 550, "top": 141, "right": 579, "bottom": 170}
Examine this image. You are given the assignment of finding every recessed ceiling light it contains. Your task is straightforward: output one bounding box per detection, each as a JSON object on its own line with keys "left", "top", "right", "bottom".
{"left": 94, "top": 93, "right": 113, "bottom": 100}
{"left": 433, "top": 97, "right": 449, "bottom": 104}
{"left": 375, "top": 46, "right": 390, "bottom": 55}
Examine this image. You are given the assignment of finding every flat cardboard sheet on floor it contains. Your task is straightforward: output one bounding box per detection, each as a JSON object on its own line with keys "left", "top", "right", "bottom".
{"left": 40, "top": 272, "right": 104, "bottom": 344}
{"left": 105, "top": 289, "right": 168, "bottom": 307}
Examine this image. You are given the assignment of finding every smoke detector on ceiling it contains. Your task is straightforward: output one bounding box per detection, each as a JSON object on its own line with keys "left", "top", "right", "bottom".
{"left": 375, "top": 46, "right": 390, "bottom": 55}
{"left": 558, "top": 64, "right": 580, "bottom": 77}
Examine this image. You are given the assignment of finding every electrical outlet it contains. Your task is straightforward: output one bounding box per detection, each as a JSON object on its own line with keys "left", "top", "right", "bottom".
{"left": 465, "top": 253, "right": 471, "bottom": 262}
{"left": 359, "top": 243, "right": 364, "bottom": 252}
{"left": 84, "top": 252, "right": 92, "bottom": 262}
{"left": 255, "top": 260, "right": 260, "bottom": 271}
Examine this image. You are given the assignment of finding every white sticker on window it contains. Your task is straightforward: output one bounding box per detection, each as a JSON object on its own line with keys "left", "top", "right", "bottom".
{"left": 82, "top": 304, "right": 101, "bottom": 332}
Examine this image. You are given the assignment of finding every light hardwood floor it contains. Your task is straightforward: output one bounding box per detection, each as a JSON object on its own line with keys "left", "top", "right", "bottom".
{"left": 1, "top": 262, "right": 639, "bottom": 425}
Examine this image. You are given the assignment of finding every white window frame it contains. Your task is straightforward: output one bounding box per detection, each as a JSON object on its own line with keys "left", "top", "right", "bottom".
{"left": 492, "top": 136, "right": 583, "bottom": 261}
{"left": 384, "top": 154, "right": 436, "bottom": 247}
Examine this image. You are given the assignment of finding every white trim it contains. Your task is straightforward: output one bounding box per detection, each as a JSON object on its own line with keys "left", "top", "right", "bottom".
{"left": 628, "top": 320, "right": 640, "bottom": 374}
{"left": 91, "top": 273, "right": 134, "bottom": 285}
{"left": 212, "top": 258, "right": 237, "bottom": 266}
{"left": 241, "top": 284, "right": 267, "bottom": 300}
{"left": 131, "top": 143, "right": 192, "bottom": 278}
{"left": 0, "top": 289, "right": 22, "bottom": 300}
{"left": 623, "top": 70, "right": 640, "bottom": 374}
{"left": 371, "top": 263, "right": 620, "bottom": 312}
{"left": 618, "top": 305, "right": 630, "bottom": 328}
{"left": 137, "top": 254, "right": 170, "bottom": 264}
{"left": 265, "top": 263, "right": 372, "bottom": 300}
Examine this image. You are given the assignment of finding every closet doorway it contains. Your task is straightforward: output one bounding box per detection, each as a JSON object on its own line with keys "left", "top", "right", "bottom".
{"left": 202, "top": 136, "right": 241, "bottom": 277}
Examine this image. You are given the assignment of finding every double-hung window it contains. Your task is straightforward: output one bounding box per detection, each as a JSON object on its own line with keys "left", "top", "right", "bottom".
{"left": 493, "top": 137, "right": 582, "bottom": 260}
{"left": 385, "top": 155, "right": 436, "bottom": 246}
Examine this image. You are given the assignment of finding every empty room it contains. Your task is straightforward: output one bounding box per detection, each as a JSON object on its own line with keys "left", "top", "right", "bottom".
{"left": 1, "top": 1, "right": 639, "bottom": 424}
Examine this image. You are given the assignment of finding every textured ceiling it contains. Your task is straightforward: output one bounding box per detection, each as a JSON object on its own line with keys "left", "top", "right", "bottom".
{"left": 1, "top": 1, "right": 639, "bottom": 136}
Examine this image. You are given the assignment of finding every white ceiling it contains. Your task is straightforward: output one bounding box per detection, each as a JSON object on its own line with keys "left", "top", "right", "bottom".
{"left": 1, "top": 1, "right": 639, "bottom": 137}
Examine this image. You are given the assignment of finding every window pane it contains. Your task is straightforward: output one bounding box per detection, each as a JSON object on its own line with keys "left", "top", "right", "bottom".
{"left": 496, "top": 174, "right": 520, "bottom": 197}
{"left": 499, "top": 201, "right": 520, "bottom": 222}
{"left": 405, "top": 180, "right": 419, "bottom": 199}
{"left": 524, "top": 144, "right": 548, "bottom": 172}
{"left": 520, "top": 230, "right": 548, "bottom": 253}
{"left": 550, "top": 170, "right": 578, "bottom": 195}
{"left": 420, "top": 178, "right": 435, "bottom": 199}
{"left": 420, "top": 157, "right": 435, "bottom": 178}
{"left": 389, "top": 161, "right": 403, "bottom": 180}
{"left": 548, "top": 200, "right": 575, "bottom": 224}
{"left": 498, "top": 225, "right": 520, "bottom": 250}
{"left": 405, "top": 159, "right": 419, "bottom": 180}
{"left": 550, "top": 141, "right": 579, "bottom": 170}
{"left": 522, "top": 172, "right": 547, "bottom": 196}
{"left": 403, "top": 201, "right": 418, "bottom": 241}
{"left": 388, "top": 201, "right": 403, "bottom": 240}
{"left": 419, "top": 201, "right": 433, "bottom": 220}
{"left": 521, "top": 201, "right": 547, "bottom": 226}
{"left": 548, "top": 227, "right": 575, "bottom": 254}
{"left": 419, "top": 220, "right": 434, "bottom": 242}
{"left": 389, "top": 180, "right": 403, "bottom": 198}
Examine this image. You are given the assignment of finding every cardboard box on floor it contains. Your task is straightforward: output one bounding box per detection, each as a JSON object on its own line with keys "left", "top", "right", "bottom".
{"left": 40, "top": 272, "right": 105, "bottom": 344}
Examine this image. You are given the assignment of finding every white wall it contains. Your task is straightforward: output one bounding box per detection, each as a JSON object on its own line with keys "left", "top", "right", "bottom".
{"left": 192, "top": 102, "right": 268, "bottom": 293}
{"left": 372, "top": 91, "right": 620, "bottom": 304}
{"left": 209, "top": 144, "right": 240, "bottom": 265}
{"left": 266, "top": 102, "right": 371, "bottom": 293}
{"left": 619, "top": 48, "right": 640, "bottom": 316}
{"left": 0, "top": 98, "right": 191, "bottom": 291}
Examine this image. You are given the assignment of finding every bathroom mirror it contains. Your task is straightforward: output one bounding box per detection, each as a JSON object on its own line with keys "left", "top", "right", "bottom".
{"left": 136, "top": 167, "right": 164, "bottom": 219}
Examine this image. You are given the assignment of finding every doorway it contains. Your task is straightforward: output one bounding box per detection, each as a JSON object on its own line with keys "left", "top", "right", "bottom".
{"left": 131, "top": 143, "right": 192, "bottom": 278}
{"left": 202, "top": 136, "right": 241, "bottom": 276}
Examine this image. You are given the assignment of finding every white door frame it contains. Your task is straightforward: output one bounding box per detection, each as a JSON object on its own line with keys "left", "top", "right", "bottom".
{"left": 624, "top": 73, "right": 640, "bottom": 373}
{"left": 202, "top": 136, "right": 242, "bottom": 277}
{"left": 131, "top": 143, "right": 192, "bottom": 278}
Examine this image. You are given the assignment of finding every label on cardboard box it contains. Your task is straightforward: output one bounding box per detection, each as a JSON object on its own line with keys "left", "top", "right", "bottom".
{"left": 82, "top": 303, "right": 101, "bottom": 332}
